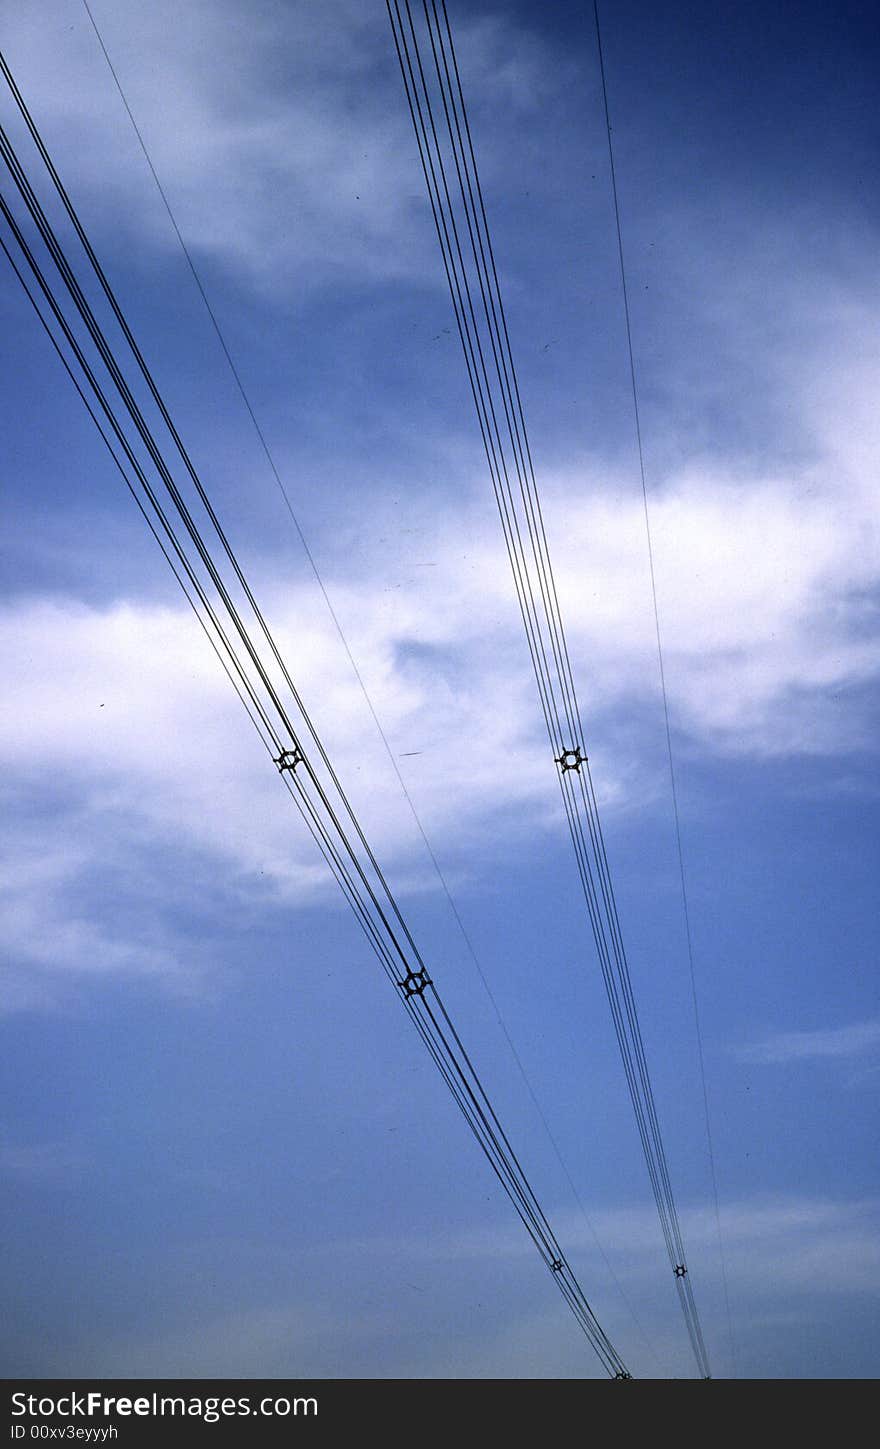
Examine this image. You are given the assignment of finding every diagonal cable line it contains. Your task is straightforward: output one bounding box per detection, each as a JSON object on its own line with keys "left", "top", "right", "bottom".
{"left": 70, "top": 0, "right": 664, "bottom": 1366}
{"left": 591, "top": 0, "right": 737, "bottom": 1376}
{"left": 387, "top": 0, "right": 713, "bottom": 1375}
{"left": 0, "top": 51, "right": 633, "bottom": 1378}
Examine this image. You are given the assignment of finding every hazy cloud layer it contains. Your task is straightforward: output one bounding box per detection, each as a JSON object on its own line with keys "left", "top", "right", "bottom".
{"left": 5, "top": 1193, "right": 876, "bottom": 1377}
{"left": 1, "top": 0, "right": 559, "bottom": 294}
{"left": 737, "top": 1019, "right": 880, "bottom": 1066}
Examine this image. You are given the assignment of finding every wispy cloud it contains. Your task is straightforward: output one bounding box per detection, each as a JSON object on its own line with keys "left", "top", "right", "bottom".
{"left": 351, "top": 1195, "right": 880, "bottom": 1295}
{"left": 736, "top": 1019, "right": 880, "bottom": 1066}
{"left": 1, "top": 0, "right": 558, "bottom": 295}
{"left": 0, "top": 807, "right": 215, "bottom": 1012}
{"left": 8, "top": 1195, "right": 878, "bottom": 1377}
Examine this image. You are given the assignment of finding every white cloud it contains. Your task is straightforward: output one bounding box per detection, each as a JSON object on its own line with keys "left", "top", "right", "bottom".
{"left": 0, "top": 586, "right": 559, "bottom": 883}
{"left": 0, "top": 578, "right": 563, "bottom": 1008}
{"left": 1, "top": 308, "right": 879, "bottom": 1004}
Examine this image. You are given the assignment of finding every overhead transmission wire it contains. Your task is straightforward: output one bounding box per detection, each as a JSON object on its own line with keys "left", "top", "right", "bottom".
{"left": 590, "top": 0, "right": 737, "bottom": 1376}
{"left": 386, "top": 0, "right": 712, "bottom": 1377}
{"left": 0, "top": 50, "right": 632, "bottom": 1379}
{"left": 0, "top": 115, "right": 621, "bottom": 1382}
{"left": 72, "top": 0, "right": 664, "bottom": 1372}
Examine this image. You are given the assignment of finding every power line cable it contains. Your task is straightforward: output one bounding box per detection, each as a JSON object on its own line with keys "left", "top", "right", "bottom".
{"left": 0, "top": 54, "right": 632, "bottom": 1378}
{"left": 0, "top": 167, "right": 624, "bottom": 1380}
{"left": 72, "top": 0, "right": 664, "bottom": 1368}
{"left": 387, "top": 0, "right": 712, "bottom": 1375}
{"left": 591, "top": 0, "right": 737, "bottom": 1376}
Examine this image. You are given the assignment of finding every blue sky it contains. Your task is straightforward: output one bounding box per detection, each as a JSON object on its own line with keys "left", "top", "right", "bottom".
{"left": 1, "top": 0, "right": 878, "bottom": 1379}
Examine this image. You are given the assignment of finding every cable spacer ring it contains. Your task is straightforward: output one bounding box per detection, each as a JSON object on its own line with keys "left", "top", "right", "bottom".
{"left": 274, "top": 746, "right": 304, "bottom": 773}
{"left": 555, "top": 745, "right": 586, "bottom": 773}
{"left": 399, "top": 970, "right": 431, "bottom": 998}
